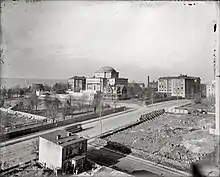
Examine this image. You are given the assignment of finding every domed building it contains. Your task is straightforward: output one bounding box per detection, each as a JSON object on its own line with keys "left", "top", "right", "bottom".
{"left": 86, "top": 66, "right": 128, "bottom": 99}
{"left": 94, "top": 66, "right": 119, "bottom": 79}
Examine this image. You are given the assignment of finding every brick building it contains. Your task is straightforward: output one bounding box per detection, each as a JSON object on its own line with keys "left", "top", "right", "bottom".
{"left": 158, "top": 74, "right": 201, "bottom": 98}
{"left": 68, "top": 76, "right": 86, "bottom": 92}
{"left": 86, "top": 66, "right": 128, "bottom": 99}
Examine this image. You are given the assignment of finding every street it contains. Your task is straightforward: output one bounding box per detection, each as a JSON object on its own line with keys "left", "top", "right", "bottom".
{"left": 76, "top": 99, "right": 191, "bottom": 139}
{"left": 0, "top": 100, "right": 190, "bottom": 171}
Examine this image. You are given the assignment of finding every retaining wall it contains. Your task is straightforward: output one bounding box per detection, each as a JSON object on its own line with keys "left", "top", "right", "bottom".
{"left": 0, "top": 108, "right": 47, "bottom": 121}
{"left": 165, "top": 107, "right": 188, "bottom": 114}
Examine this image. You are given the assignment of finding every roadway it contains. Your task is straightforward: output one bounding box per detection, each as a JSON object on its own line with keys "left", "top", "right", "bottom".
{"left": 76, "top": 99, "right": 191, "bottom": 139}
{"left": 0, "top": 99, "right": 191, "bottom": 171}
{"left": 87, "top": 145, "right": 191, "bottom": 177}
{"left": 0, "top": 99, "right": 190, "bottom": 147}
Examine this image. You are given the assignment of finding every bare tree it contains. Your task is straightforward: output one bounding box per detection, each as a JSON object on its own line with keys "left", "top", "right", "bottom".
{"left": 30, "top": 93, "right": 38, "bottom": 112}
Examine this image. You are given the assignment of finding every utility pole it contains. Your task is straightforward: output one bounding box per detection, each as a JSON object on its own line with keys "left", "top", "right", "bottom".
{"left": 99, "top": 93, "right": 102, "bottom": 135}
{"left": 210, "top": 1, "right": 220, "bottom": 166}
{"left": 151, "top": 90, "right": 155, "bottom": 111}
{"left": 215, "top": 1, "right": 220, "bottom": 137}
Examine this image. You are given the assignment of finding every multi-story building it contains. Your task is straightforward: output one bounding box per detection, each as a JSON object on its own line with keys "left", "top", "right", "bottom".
{"left": 206, "top": 81, "right": 215, "bottom": 100}
{"left": 87, "top": 66, "right": 128, "bottom": 99}
{"left": 94, "top": 66, "right": 119, "bottom": 79}
{"left": 158, "top": 74, "right": 201, "bottom": 98}
{"left": 39, "top": 130, "right": 87, "bottom": 175}
{"left": 68, "top": 76, "right": 86, "bottom": 92}
{"left": 86, "top": 77, "right": 107, "bottom": 93}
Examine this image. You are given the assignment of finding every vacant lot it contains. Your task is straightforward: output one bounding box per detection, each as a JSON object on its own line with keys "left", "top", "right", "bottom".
{"left": 0, "top": 138, "right": 38, "bottom": 170}
{"left": 179, "top": 100, "right": 215, "bottom": 113}
{"left": 102, "top": 113, "right": 217, "bottom": 171}
{"left": 0, "top": 111, "right": 41, "bottom": 132}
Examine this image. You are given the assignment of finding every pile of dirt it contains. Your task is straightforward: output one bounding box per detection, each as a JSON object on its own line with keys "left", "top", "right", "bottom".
{"left": 183, "top": 130, "right": 216, "bottom": 154}
{"left": 104, "top": 114, "right": 215, "bottom": 171}
{"left": 90, "top": 138, "right": 108, "bottom": 147}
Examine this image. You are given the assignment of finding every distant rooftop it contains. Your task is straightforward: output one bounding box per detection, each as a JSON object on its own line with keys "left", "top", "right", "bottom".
{"left": 159, "top": 74, "right": 200, "bottom": 80}
{"left": 69, "top": 76, "right": 86, "bottom": 80}
{"left": 95, "top": 66, "right": 117, "bottom": 73}
{"left": 40, "top": 130, "right": 87, "bottom": 147}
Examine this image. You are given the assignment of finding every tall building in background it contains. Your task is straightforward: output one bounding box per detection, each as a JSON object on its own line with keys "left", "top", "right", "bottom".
{"left": 158, "top": 74, "right": 201, "bottom": 99}
{"left": 68, "top": 76, "right": 86, "bottom": 92}
{"left": 94, "top": 66, "right": 119, "bottom": 79}
{"left": 86, "top": 66, "right": 128, "bottom": 99}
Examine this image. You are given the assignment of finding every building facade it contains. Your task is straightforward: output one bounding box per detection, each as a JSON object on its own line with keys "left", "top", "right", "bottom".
{"left": 86, "top": 77, "right": 107, "bottom": 93}
{"left": 68, "top": 76, "right": 86, "bottom": 92}
{"left": 87, "top": 66, "right": 128, "bottom": 99}
{"left": 39, "top": 130, "right": 87, "bottom": 175}
{"left": 158, "top": 75, "right": 201, "bottom": 98}
{"left": 206, "top": 81, "right": 215, "bottom": 100}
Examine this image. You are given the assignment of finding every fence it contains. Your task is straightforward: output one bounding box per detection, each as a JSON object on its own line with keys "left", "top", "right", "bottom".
{"left": 0, "top": 108, "right": 47, "bottom": 121}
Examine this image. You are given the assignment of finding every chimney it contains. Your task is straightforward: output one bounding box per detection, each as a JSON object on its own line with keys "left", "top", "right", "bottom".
{"left": 148, "top": 76, "right": 150, "bottom": 87}
{"left": 56, "top": 135, "right": 61, "bottom": 140}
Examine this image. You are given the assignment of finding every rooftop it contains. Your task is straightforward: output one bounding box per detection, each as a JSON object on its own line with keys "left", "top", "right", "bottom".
{"left": 159, "top": 75, "right": 200, "bottom": 80}
{"left": 95, "top": 66, "right": 116, "bottom": 73}
{"left": 40, "top": 130, "right": 87, "bottom": 147}
{"left": 69, "top": 76, "right": 86, "bottom": 80}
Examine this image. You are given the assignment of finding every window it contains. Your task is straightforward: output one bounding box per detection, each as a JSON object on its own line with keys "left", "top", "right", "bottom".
{"left": 94, "top": 85, "right": 96, "bottom": 90}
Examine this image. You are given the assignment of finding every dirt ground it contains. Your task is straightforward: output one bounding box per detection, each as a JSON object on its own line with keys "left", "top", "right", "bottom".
{"left": 102, "top": 113, "right": 217, "bottom": 171}
{"left": 0, "top": 111, "right": 40, "bottom": 132}
{"left": 0, "top": 138, "right": 38, "bottom": 170}
{"left": 179, "top": 100, "right": 215, "bottom": 113}
{"left": 4, "top": 163, "right": 55, "bottom": 177}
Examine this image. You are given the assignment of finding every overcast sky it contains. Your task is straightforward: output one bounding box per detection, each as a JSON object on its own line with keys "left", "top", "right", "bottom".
{"left": 1, "top": 1, "right": 217, "bottom": 83}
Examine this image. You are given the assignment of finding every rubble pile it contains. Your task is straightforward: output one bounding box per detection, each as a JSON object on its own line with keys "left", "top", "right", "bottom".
{"left": 91, "top": 138, "right": 108, "bottom": 147}
{"left": 103, "top": 113, "right": 215, "bottom": 171}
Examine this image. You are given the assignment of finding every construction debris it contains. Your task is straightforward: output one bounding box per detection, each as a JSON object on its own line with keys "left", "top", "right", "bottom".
{"left": 102, "top": 113, "right": 216, "bottom": 171}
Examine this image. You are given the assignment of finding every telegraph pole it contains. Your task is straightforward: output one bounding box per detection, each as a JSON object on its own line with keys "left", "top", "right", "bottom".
{"left": 212, "top": 1, "right": 220, "bottom": 166}
{"left": 215, "top": 1, "right": 220, "bottom": 137}
{"left": 99, "top": 93, "right": 102, "bottom": 135}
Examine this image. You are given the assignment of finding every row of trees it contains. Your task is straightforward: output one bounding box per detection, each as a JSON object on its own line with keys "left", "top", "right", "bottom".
{"left": 0, "top": 82, "right": 68, "bottom": 100}
{"left": 127, "top": 83, "right": 160, "bottom": 101}
{"left": 0, "top": 86, "right": 31, "bottom": 99}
